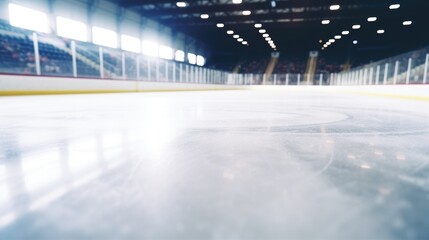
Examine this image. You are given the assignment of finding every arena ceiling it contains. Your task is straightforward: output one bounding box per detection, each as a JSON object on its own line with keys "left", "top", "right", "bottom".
{"left": 115, "top": 0, "right": 429, "bottom": 60}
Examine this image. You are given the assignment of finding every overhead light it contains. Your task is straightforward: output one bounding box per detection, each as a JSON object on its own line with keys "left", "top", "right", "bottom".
{"left": 352, "top": 24, "right": 361, "bottom": 29}
{"left": 237, "top": 38, "right": 243, "bottom": 42}
{"left": 268, "top": 40, "right": 273, "bottom": 44}
{"left": 262, "top": 34, "right": 269, "bottom": 37}
{"left": 254, "top": 23, "right": 262, "bottom": 28}
{"left": 353, "top": 40, "right": 358, "bottom": 44}
{"left": 271, "top": 0, "right": 276, "bottom": 8}
{"left": 232, "top": 0, "right": 242, "bottom": 4}
{"left": 389, "top": 4, "right": 400, "bottom": 10}
{"left": 233, "top": 34, "right": 239, "bottom": 38}
{"left": 322, "top": 20, "right": 330, "bottom": 25}
{"left": 176, "top": 2, "right": 187, "bottom": 7}
{"left": 259, "top": 29, "right": 266, "bottom": 33}
{"left": 335, "top": 35, "right": 341, "bottom": 39}
{"left": 227, "top": 30, "right": 234, "bottom": 34}
{"left": 403, "top": 21, "right": 412, "bottom": 26}
{"left": 319, "top": 40, "right": 323, "bottom": 43}
{"left": 242, "top": 10, "right": 251, "bottom": 15}
{"left": 342, "top": 30, "right": 349, "bottom": 35}
{"left": 330, "top": 5, "right": 340, "bottom": 11}
{"left": 200, "top": 14, "right": 209, "bottom": 19}
{"left": 216, "top": 23, "right": 224, "bottom": 28}
{"left": 242, "top": 41, "right": 248, "bottom": 45}
{"left": 326, "top": 42, "right": 331, "bottom": 45}
{"left": 265, "top": 37, "right": 271, "bottom": 41}
{"left": 377, "top": 29, "right": 385, "bottom": 34}
{"left": 329, "top": 39, "right": 335, "bottom": 43}
{"left": 367, "top": 17, "right": 377, "bottom": 22}
{"left": 323, "top": 44, "right": 328, "bottom": 48}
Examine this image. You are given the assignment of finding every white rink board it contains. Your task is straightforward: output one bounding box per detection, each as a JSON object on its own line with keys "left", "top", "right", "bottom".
{"left": 0, "top": 75, "right": 238, "bottom": 94}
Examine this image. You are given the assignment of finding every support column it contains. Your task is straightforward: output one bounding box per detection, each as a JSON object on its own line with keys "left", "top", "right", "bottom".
{"left": 383, "top": 63, "right": 389, "bottom": 85}
{"left": 71, "top": 40, "right": 77, "bottom": 77}
{"left": 424, "top": 53, "right": 429, "bottom": 84}
{"left": 406, "top": 58, "right": 412, "bottom": 84}
{"left": 32, "top": 33, "right": 41, "bottom": 75}
{"left": 99, "top": 46, "right": 104, "bottom": 78}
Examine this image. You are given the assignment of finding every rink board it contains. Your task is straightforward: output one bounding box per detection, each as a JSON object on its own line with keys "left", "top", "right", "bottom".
{"left": 0, "top": 74, "right": 429, "bottom": 100}
{"left": 0, "top": 75, "right": 240, "bottom": 96}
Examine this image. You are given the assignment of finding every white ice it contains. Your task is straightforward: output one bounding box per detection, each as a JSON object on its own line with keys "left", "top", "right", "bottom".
{"left": 0, "top": 88, "right": 429, "bottom": 239}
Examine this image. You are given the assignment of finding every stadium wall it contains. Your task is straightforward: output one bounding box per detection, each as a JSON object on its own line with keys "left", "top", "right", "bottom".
{"left": 0, "top": 75, "right": 241, "bottom": 96}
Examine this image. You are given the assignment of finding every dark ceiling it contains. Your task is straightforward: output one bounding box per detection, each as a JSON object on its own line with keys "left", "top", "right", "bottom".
{"left": 115, "top": 0, "right": 429, "bottom": 63}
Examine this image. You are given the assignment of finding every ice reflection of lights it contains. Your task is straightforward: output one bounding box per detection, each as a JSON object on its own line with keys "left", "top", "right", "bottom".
{"left": 0, "top": 165, "right": 9, "bottom": 205}
{"left": 0, "top": 212, "right": 17, "bottom": 229}
{"left": 396, "top": 154, "right": 406, "bottom": 161}
{"left": 374, "top": 151, "right": 384, "bottom": 156}
{"left": 69, "top": 137, "right": 98, "bottom": 172}
{"left": 360, "top": 164, "right": 371, "bottom": 169}
{"left": 140, "top": 99, "right": 178, "bottom": 157}
{"left": 22, "top": 150, "right": 61, "bottom": 192}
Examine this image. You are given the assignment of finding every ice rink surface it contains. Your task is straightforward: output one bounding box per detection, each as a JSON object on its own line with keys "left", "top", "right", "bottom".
{"left": 0, "top": 88, "right": 429, "bottom": 239}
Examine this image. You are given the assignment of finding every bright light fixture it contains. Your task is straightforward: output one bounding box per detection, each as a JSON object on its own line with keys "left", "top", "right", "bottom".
{"left": 196, "top": 55, "right": 205, "bottom": 66}
{"left": 200, "top": 14, "right": 209, "bottom": 19}
{"left": 352, "top": 24, "right": 361, "bottom": 29}
{"left": 342, "top": 30, "right": 350, "bottom": 35}
{"left": 329, "top": 39, "right": 335, "bottom": 43}
{"left": 57, "top": 16, "right": 87, "bottom": 41}
{"left": 233, "top": 34, "right": 239, "bottom": 38}
{"left": 237, "top": 38, "right": 243, "bottom": 42}
{"left": 367, "top": 17, "right": 377, "bottom": 22}
{"left": 175, "top": 50, "right": 185, "bottom": 62}
{"left": 242, "top": 10, "right": 251, "bottom": 15}
{"left": 216, "top": 23, "right": 224, "bottom": 28}
{"left": 232, "top": 0, "right": 242, "bottom": 4}
{"left": 377, "top": 29, "right": 385, "bottom": 34}
{"left": 403, "top": 21, "right": 412, "bottom": 26}
{"left": 159, "top": 45, "right": 174, "bottom": 60}
{"left": 259, "top": 29, "right": 266, "bottom": 33}
{"left": 322, "top": 20, "right": 330, "bottom": 25}
{"left": 176, "top": 2, "right": 187, "bottom": 7}
{"left": 92, "top": 26, "right": 117, "bottom": 48}
{"left": 121, "top": 34, "right": 141, "bottom": 53}
{"left": 227, "top": 30, "right": 234, "bottom": 34}
{"left": 242, "top": 41, "right": 248, "bottom": 45}
{"left": 262, "top": 33, "right": 269, "bottom": 37}
{"left": 335, "top": 35, "right": 341, "bottom": 39}
{"left": 265, "top": 37, "right": 271, "bottom": 41}
{"left": 9, "top": 3, "right": 49, "bottom": 33}
{"left": 188, "top": 53, "right": 197, "bottom": 64}
{"left": 142, "top": 40, "right": 159, "bottom": 57}
{"left": 326, "top": 42, "right": 331, "bottom": 45}
{"left": 389, "top": 4, "right": 400, "bottom": 10}
{"left": 330, "top": 5, "right": 340, "bottom": 10}
{"left": 254, "top": 23, "right": 262, "bottom": 28}
{"left": 353, "top": 40, "right": 358, "bottom": 44}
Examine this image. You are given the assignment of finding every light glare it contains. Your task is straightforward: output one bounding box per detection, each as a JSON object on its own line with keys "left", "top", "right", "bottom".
{"left": 9, "top": 3, "right": 49, "bottom": 33}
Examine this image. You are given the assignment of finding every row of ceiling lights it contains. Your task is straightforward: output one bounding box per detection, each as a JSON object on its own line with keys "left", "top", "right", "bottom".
{"left": 176, "top": 0, "right": 251, "bottom": 19}
{"left": 320, "top": 3, "right": 412, "bottom": 50}
{"left": 254, "top": 23, "right": 277, "bottom": 50}
{"left": 217, "top": 24, "right": 249, "bottom": 46}
{"left": 177, "top": 1, "right": 251, "bottom": 46}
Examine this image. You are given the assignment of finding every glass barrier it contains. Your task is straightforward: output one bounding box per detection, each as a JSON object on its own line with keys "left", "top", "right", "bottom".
{"left": 0, "top": 30, "right": 36, "bottom": 74}
{"left": 337, "top": 46, "right": 429, "bottom": 85}
{"left": 75, "top": 41, "right": 100, "bottom": 78}
{"left": 2, "top": 21, "right": 429, "bottom": 87}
